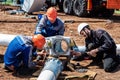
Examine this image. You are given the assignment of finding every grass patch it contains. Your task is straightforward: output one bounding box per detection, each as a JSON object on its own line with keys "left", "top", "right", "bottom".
{"left": 115, "top": 10, "right": 120, "bottom": 14}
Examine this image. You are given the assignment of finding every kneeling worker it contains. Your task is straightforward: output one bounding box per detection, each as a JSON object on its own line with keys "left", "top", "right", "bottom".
{"left": 4, "top": 34, "right": 46, "bottom": 73}
{"left": 71, "top": 23, "right": 119, "bottom": 72}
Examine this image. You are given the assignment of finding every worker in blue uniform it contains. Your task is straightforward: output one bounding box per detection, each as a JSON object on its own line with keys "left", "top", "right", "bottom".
{"left": 34, "top": 7, "right": 65, "bottom": 37}
{"left": 4, "top": 34, "right": 46, "bottom": 72}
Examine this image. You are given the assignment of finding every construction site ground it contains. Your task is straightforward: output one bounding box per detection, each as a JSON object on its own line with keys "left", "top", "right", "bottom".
{"left": 0, "top": 5, "right": 120, "bottom": 80}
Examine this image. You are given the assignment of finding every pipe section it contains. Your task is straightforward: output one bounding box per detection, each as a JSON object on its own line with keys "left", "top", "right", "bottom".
{"left": 78, "top": 45, "right": 120, "bottom": 54}
{"left": 0, "top": 34, "right": 16, "bottom": 46}
{"left": 0, "top": 33, "right": 120, "bottom": 54}
{"left": 37, "top": 58, "right": 63, "bottom": 80}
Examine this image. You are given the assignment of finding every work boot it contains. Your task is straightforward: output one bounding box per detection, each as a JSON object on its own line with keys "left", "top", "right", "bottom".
{"left": 16, "top": 66, "right": 37, "bottom": 76}
{"left": 104, "top": 61, "right": 119, "bottom": 72}
{"left": 4, "top": 66, "right": 13, "bottom": 72}
{"left": 88, "top": 60, "right": 103, "bottom": 68}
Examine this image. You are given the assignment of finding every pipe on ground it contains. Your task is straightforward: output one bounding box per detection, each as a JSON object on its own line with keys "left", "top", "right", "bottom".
{"left": 0, "top": 33, "right": 120, "bottom": 54}
{"left": 0, "top": 34, "right": 17, "bottom": 46}
{"left": 78, "top": 44, "right": 120, "bottom": 54}
{"left": 37, "top": 58, "right": 63, "bottom": 80}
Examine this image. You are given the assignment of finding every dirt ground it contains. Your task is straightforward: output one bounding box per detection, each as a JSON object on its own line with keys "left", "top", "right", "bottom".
{"left": 0, "top": 6, "right": 120, "bottom": 80}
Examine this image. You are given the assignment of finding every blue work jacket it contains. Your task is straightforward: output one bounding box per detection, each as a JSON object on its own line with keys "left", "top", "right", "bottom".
{"left": 4, "top": 35, "right": 37, "bottom": 69}
{"left": 35, "top": 15, "right": 65, "bottom": 37}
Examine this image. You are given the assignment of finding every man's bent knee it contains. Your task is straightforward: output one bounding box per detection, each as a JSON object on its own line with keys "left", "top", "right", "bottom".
{"left": 104, "top": 67, "right": 113, "bottom": 72}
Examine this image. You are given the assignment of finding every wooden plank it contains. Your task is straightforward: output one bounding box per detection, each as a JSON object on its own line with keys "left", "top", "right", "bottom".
{"left": 58, "top": 70, "right": 97, "bottom": 80}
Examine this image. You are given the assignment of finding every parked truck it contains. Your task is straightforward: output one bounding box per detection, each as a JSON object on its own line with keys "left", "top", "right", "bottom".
{"left": 45, "top": 0, "right": 120, "bottom": 17}
{"left": 1, "top": 0, "right": 120, "bottom": 17}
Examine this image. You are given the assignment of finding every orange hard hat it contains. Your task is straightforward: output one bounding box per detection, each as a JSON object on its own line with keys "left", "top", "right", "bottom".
{"left": 32, "top": 34, "right": 46, "bottom": 49}
{"left": 46, "top": 7, "right": 57, "bottom": 23}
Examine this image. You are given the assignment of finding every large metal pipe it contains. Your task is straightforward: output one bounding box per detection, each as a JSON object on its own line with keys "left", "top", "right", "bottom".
{"left": 0, "top": 33, "right": 120, "bottom": 54}
{"left": 78, "top": 44, "right": 120, "bottom": 54}
{"left": 37, "top": 58, "right": 63, "bottom": 80}
{"left": 0, "top": 33, "right": 17, "bottom": 46}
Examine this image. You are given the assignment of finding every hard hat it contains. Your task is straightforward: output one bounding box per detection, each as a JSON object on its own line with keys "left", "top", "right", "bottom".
{"left": 46, "top": 7, "right": 57, "bottom": 22}
{"left": 32, "top": 34, "right": 46, "bottom": 49}
{"left": 78, "top": 23, "right": 89, "bottom": 34}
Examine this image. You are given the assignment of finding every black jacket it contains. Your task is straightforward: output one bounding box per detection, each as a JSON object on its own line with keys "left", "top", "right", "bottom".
{"left": 85, "top": 29, "right": 116, "bottom": 53}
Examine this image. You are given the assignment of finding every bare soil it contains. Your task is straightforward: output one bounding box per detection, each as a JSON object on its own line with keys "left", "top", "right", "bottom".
{"left": 0, "top": 6, "right": 120, "bottom": 80}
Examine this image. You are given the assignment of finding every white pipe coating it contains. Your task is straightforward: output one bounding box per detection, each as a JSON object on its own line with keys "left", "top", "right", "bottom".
{"left": 37, "top": 70, "right": 56, "bottom": 80}
{"left": 37, "top": 58, "right": 63, "bottom": 80}
{"left": 0, "top": 34, "right": 17, "bottom": 46}
{"left": 0, "top": 33, "right": 120, "bottom": 54}
{"left": 78, "top": 44, "right": 120, "bottom": 54}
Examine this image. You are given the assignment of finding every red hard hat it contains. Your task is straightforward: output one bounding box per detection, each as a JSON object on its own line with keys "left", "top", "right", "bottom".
{"left": 32, "top": 34, "right": 46, "bottom": 49}
{"left": 46, "top": 7, "right": 57, "bottom": 22}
